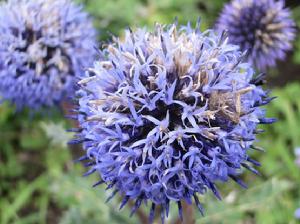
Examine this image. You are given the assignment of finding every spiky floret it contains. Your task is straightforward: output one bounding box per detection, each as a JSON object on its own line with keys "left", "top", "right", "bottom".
{"left": 74, "top": 22, "right": 274, "bottom": 222}
{"left": 0, "top": 0, "right": 96, "bottom": 110}
{"left": 216, "top": 0, "right": 295, "bottom": 70}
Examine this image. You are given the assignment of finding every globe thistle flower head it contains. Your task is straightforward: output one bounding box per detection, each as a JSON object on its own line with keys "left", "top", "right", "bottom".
{"left": 74, "top": 21, "right": 274, "bottom": 222}
{"left": 295, "top": 208, "right": 300, "bottom": 219}
{"left": 217, "top": 0, "right": 296, "bottom": 70}
{"left": 0, "top": 0, "right": 96, "bottom": 110}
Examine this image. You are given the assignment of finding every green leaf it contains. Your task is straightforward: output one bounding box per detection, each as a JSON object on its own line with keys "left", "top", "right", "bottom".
{"left": 197, "top": 178, "right": 293, "bottom": 224}
{"left": 40, "top": 122, "right": 73, "bottom": 147}
{"left": 1, "top": 176, "right": 46, "bottom": 224}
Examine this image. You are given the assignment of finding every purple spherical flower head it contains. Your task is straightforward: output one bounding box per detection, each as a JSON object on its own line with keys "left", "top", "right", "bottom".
{"left": 295, "top": 208, "right": 300, "bottom": 219}
{"left": 294, "top": 147, "right": 300, "bottom": 167}
{"left": 216, "top": 0, "right": 296, "bottom": 70}
{"left": 73, "top": 21, "right": 274, "bottom": 223}
{"left": 0, "top": 0, "right": 96, "bottom": 110}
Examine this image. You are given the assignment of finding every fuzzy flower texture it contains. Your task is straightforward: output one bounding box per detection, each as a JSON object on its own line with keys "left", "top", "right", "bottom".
{"left": 0, "top": 0, "right": 96, "bottom": 110}
{"left": 217, "top": 0, "right": 295, "bottom": 70}
{"left": 74, "top": 22, "right": 274, "bottom": 222}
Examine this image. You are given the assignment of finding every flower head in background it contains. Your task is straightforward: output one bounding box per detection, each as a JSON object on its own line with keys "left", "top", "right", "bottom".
{"left": 216, "top": 0, "right": 296, "bottom": 70}
{"left": 0, "top": 0, "right": 96, "bottom": 110}
{"left": 73, "top": 21, "right": 274, "bottom": 222}
{"left": 295, "top": 208, "right": 300, "bottom": 219}
{"left": 294, "top": 147, "right": 300, "bottom": 167}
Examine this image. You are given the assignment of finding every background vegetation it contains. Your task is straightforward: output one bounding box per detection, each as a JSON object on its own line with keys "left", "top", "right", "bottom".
{"left": 1, "top": 0, "right": 300, "bottom": 223}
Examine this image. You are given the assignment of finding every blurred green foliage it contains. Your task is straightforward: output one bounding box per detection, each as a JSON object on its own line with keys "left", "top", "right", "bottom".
{"left": 1, "top": 0, "right": 300, "bottom": 223}
{"left": 76, "top": 0, "right": 224, "bottom": 40}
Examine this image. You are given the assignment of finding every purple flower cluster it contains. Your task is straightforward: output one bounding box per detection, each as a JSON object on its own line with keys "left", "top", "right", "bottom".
{"left": 295, "top": 208, "right": 300, "bottom": 219}
{"left": 294, "top": 147, "right": 300, "bottom": 167}
{"left": 0, "top": 0, "right": 96, "bottom": 110}
{"left": 74, "top": 22, "right": 274, "bottom": 222}
{"left": 217, "top": 0, "right": 295, "bottom": 70}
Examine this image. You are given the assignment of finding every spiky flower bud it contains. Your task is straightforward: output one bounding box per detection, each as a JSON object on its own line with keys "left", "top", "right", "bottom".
{"left": 217, "top": 0, "right": 296, "bottom": 70}
{"left": 74, "top": 22, "right": 274, "bottom": 222}
{"left": 0, "top": 0, "right": 96, "bottom": 110}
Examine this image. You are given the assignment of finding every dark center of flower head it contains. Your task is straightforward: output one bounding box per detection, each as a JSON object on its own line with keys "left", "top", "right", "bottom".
{"left": 119, "top": 70, "right": 247, "bottom": 150}
{"left": 75, "top": 22, "right": 274, "bottom": 221}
